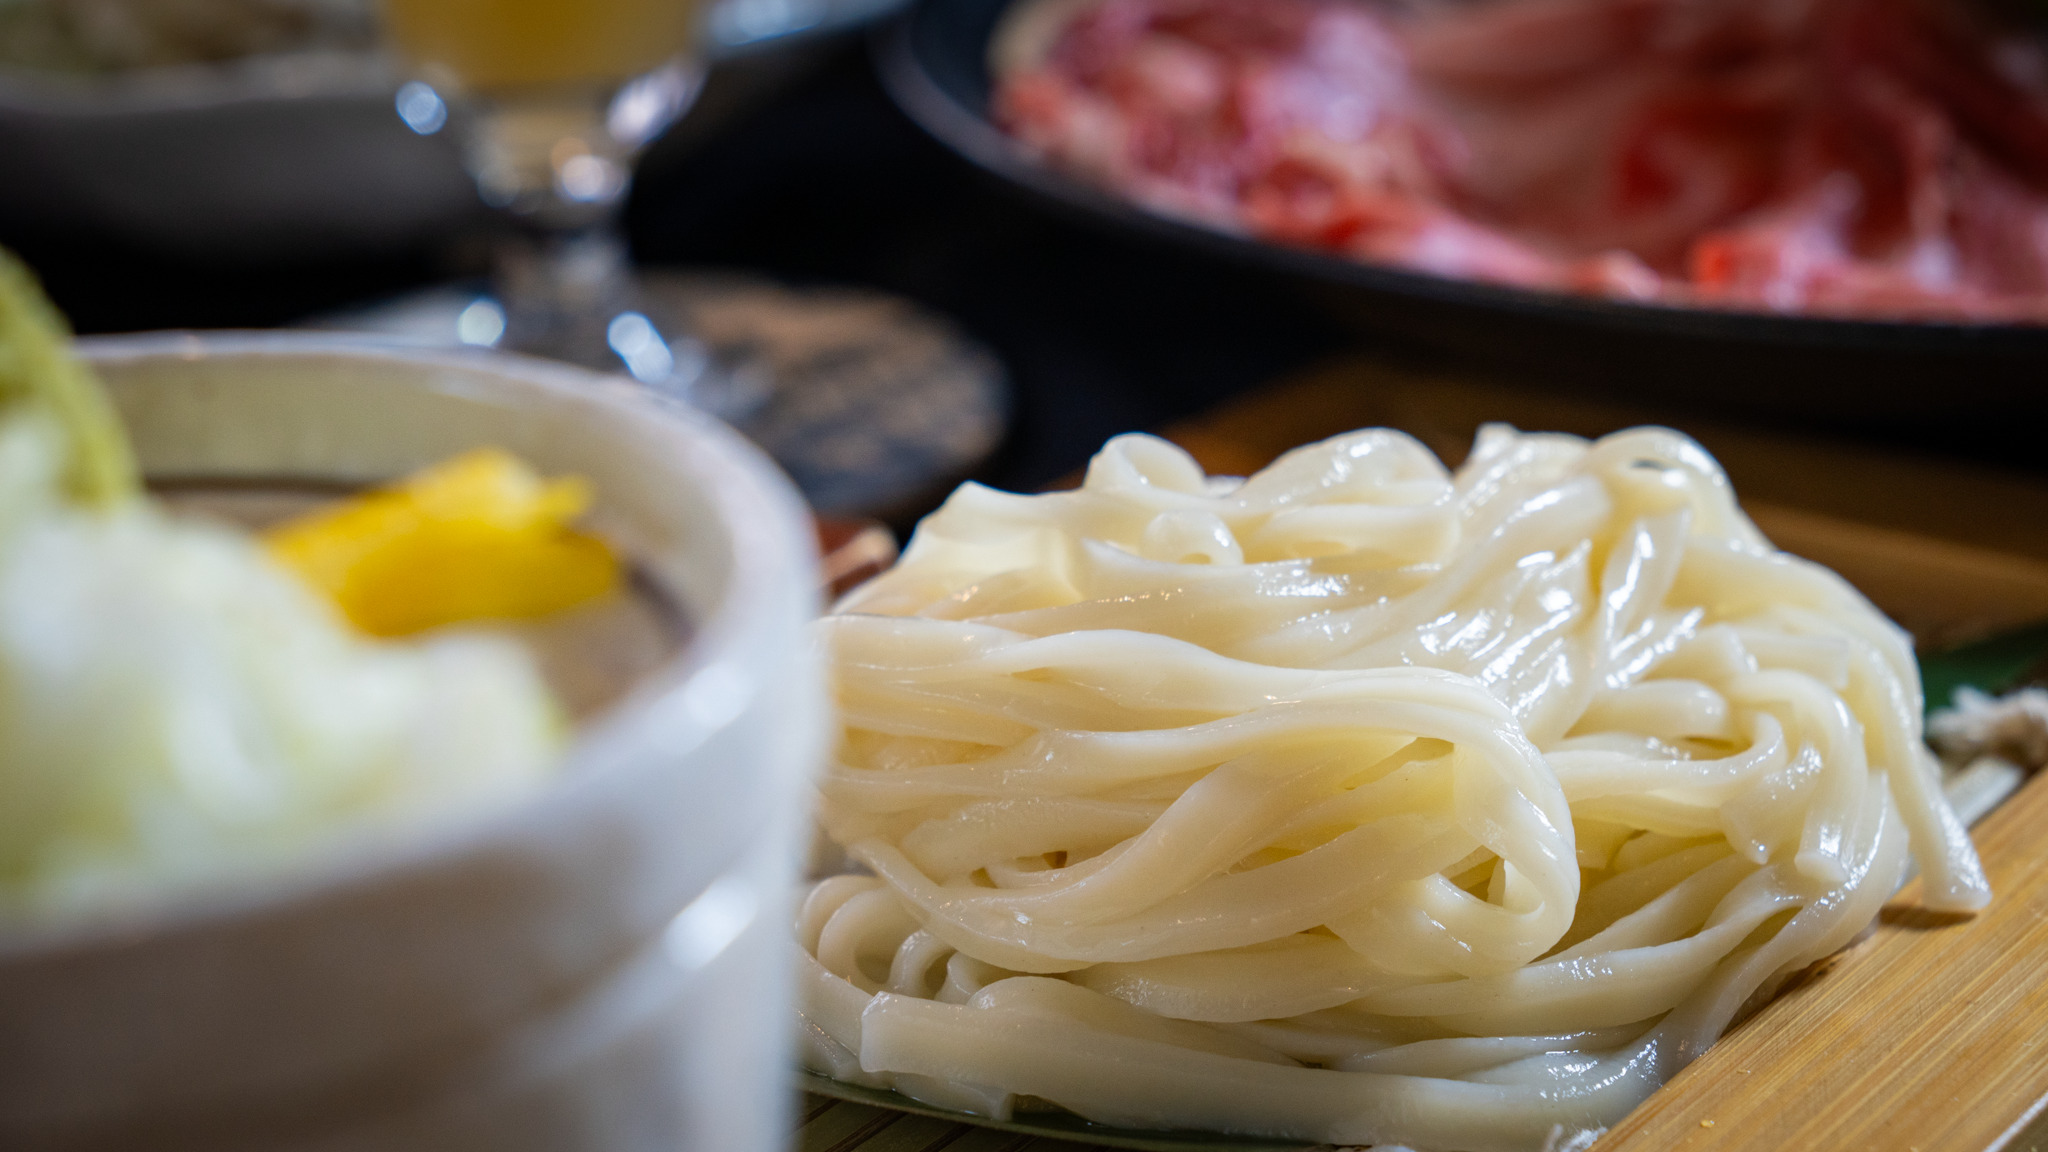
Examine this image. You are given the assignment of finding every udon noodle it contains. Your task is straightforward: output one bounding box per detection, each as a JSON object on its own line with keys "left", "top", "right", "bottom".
{"left": 797, "top": 425, "right": 1989, "bottom": 1151}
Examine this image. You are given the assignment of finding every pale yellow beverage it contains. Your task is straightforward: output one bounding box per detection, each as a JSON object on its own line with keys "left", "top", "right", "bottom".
{"left": 382, "top": 0, "right": 697, "bottom": 93}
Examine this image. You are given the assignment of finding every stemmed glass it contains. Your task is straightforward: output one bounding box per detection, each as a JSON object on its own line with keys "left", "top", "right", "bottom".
{"left": 377, "top": 0, "right": 706, "bottom": 386}
{"left": 361, "top": 0, "right": 1010, "bottom": 521}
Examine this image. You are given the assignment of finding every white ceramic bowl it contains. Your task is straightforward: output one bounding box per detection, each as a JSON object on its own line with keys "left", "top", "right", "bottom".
{"left": 0, "top": 333, "right": 827, "bottom": 1151}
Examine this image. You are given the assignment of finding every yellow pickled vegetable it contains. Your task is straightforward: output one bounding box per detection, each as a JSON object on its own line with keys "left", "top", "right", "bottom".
{"left": 267, "top": 448, "right": 619, "bottom": 637}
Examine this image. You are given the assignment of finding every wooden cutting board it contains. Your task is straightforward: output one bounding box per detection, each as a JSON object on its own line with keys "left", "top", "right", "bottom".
{"left": 798, "top": 356, "right": 2048, "bottom": 1152}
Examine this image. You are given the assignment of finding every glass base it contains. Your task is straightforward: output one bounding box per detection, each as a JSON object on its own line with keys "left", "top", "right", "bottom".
{"left": 311, "top": 271, "right": 1009, "bottom": 519}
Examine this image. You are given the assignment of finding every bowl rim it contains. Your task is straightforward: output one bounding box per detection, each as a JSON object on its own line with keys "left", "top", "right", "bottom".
{"left": 0, "top": 47, "right": 395, "bottom": 117}
{"left": 0, "top": 330, "right": 820, "bottom": 959}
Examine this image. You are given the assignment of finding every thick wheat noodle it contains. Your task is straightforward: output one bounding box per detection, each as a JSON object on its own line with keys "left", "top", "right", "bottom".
{"left": 796, "top": 425, "right": 1989, "bottom": 1152}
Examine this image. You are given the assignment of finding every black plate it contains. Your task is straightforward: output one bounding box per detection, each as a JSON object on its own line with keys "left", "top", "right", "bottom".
{"left": 874, "top": 0, "right": 2048, "bottom": 445}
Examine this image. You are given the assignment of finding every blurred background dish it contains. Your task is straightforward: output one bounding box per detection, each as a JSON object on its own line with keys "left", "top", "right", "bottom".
{"left": 985, "top": 0, "right": 2048, "bottom": 325}
{"left": 0, "top": 0, "right": 377, "bottom": 72}
{"left": 0, "top": 332, "right": 824, "bottom": 1151}
{"left": 0, "top": 32, "right": 470, "bottom": 265}
{"left": 0, "top": 0, "right": 904, "bottom": 264}
{"left": 874, "top": 0, "right": 2048, "bottom": 446}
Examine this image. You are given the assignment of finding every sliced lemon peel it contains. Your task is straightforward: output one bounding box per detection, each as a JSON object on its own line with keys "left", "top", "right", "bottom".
{"left": 267, "top": 448, "right": 621, "bottom": 637}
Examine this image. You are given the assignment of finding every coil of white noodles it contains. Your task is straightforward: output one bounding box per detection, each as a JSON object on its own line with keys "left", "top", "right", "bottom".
{"left": 798, "top": 426, "right": 1990, "bottom": 1152}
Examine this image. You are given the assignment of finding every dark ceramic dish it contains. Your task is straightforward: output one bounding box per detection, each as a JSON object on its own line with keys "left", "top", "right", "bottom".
{"left": 873, "top": 0, "right": 2048, "bottom": 447}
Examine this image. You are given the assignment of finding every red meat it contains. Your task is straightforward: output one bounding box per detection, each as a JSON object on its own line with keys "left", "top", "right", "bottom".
{"left": 994, "top": 0, "right": 2048, "bottom": 321}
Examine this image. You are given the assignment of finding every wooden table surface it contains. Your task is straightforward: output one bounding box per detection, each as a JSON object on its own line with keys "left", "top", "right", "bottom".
{"left": 799, "top": 357, "right": 2048, "bottom": 1152}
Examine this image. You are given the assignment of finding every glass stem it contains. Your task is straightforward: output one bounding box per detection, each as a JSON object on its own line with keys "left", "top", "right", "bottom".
{"left": 492, "top": 219, "right": 640, "bottom": 370}
{"left": 427, "top": 61, "right": 704, "bottom": 383}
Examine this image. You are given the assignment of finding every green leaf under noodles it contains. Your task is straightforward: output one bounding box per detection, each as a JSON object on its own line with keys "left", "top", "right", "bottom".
{"left": 1919, "top": 620, "right": 2048, "bottom": 716}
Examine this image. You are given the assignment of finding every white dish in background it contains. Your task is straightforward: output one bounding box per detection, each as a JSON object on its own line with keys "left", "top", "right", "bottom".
{"left": 0, "top": 334, "right": 827, "bottom": 1152}
{"left": 0, "top": 0, "right": 909, "bottom": 265}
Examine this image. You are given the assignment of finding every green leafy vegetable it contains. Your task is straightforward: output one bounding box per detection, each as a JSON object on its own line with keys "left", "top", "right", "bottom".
{"left": 1919, "top": 620, "right": 2048, "bottom": 717}
{"left": 0, "top": 247, "right": 137, "bottom": 504}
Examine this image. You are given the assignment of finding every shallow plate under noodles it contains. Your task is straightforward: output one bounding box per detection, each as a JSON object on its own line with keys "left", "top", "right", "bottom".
{"left": 800, "top": 1071, "right": 1319, "bottom": 1152}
